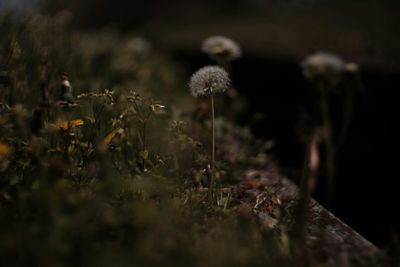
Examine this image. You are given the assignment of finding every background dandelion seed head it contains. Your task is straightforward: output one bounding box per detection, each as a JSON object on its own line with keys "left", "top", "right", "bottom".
{"left": 201, "top": 36, "right": 242, "bottom": 62}
{"left": 301, "top": 52, "right": 345, "bottom": 83}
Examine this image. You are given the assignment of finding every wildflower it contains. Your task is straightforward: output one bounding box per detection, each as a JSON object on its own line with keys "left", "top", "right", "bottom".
{"left": 55, "top": 119, "right": 84, "bottom": 131}
{"left": 0, "top": 142, "right": 11, "bottom": 157}
{"left": 104, "top": 128, "right": 126, "bottom": 145}
{"left": 301, "top": 52, "right": 345, "bottom": 85}
{"left": 189, "top": 66, "right": 230, "bottom": 98}
{"left": 150, "top": 102, "right": 166, "bottom": 115}
{"left": 127, "top": 90, "right": 141, "bottom": 103}
{"left": 54, "top": 145, "right": 77, "bottom": 154}
{"left": 201, "top": 36, "right": 241, "bottom": 62}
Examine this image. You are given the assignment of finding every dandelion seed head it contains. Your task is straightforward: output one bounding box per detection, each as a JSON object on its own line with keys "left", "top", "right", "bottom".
{"left": 344, "top": 62, "right": 359, "bottom": 73}
{"left": 301, "top": 52, "right": 345, "bottom": 84}
{"left": 201, "top": 36, "right": 241, "bottom": 62}
{"left": 189, "top": 66, "right": 231, "bottom": 98}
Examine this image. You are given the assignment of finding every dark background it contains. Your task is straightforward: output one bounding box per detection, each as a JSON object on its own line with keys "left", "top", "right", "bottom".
{"left": 2, "top": 0, "right": 400, "bottom": 247}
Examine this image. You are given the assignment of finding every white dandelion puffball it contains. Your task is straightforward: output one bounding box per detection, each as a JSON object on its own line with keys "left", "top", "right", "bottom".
{"left": 301, "top": 52, "right": 345, "bottom": 83}
{"left": 189, "top": 66, "right": 231, "bottom": 98}
{"left": 201, "top": 36, "right": 241, "bottom": 61}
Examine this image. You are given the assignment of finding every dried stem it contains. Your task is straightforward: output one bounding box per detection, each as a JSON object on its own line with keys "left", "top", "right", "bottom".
{"left": 142, "top": 120, "right": 147, "bottom": 172}
{"left": 132, "top": 99, "right": 150, "bottom": 172}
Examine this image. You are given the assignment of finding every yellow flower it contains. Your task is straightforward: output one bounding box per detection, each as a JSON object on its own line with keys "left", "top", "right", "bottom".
{"left": 0, "top": 142, "right": 11, "bottom": 157}
{"left": 104, "top": 128, "right": 126, "bottom": 144}
{"left": 52, "top": 145, "right": 77, "bottom": 154}
{"left": 56, "top": 119, "right": 84, "bottom": 131}
{"left": 65, "top": 145, "right": 77, "bottom": 154}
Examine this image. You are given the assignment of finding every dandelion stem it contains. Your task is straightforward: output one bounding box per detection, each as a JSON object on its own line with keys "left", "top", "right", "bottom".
{"left": 294, "top": 129, "right": 321, "bottom": 242}
{"left": 210, "top": 94, "right": 215, "bottom": 189}
{"left": 320, "top": 84, "right": 335, "bottom": 207}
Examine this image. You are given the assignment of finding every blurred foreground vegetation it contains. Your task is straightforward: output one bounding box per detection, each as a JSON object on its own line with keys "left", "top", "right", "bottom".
{"left": 0, "top": 12, "right": 293, "bottom": 267}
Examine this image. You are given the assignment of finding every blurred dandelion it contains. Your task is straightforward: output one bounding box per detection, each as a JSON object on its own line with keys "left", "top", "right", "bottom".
{"left": 201, "top": 36, "right": 241, "bottom": 63}
{"left": 189, "top": 66, "right": 230, "bottom": 194}
{"left": 344, "top": 62, "right": 360, "bottom": 74}
{"left": 301, "top": 52, "right": 345, "bottom": 87}
{"left": 300, "top": 52, "right": 360, "bottom": 207}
